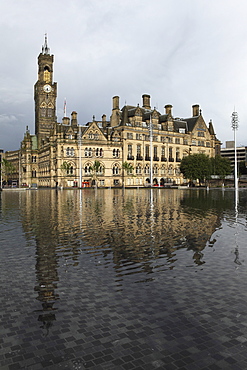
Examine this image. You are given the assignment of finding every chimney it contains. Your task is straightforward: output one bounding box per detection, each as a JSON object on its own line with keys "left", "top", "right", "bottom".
{"left": 62, "top": 117, "right": 70, "bottom": 125}
{"left": 71, "top": 111, "right": 78, "bottom": 127}
{"left": 112, "top": 96, "right": 119, "bottom": 110}
{"left": 142, "top": 94, "right": 151, "bottom": 110}
{"left": 102, "top": 114, "right": 107, "bottom": 128}
{"left": 165, "top": 104, "right": 173, "bottom": 115}
{"left": 192, "top": 104, "right": 200, "bottom": 117}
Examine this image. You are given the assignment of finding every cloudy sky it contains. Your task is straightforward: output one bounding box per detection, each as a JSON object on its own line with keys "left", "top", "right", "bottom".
{"left": 0, "top": 0, "right": 247, "bottom": 151}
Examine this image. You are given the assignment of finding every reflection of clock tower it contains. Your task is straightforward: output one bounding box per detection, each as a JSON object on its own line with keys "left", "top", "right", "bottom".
{"left": 34, "top": 35, "right": 57, "bottom": 146}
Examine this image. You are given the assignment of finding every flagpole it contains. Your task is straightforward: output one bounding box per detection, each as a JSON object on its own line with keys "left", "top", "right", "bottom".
{"left": 64, "top": 98, "right": 67, "bottom": 117}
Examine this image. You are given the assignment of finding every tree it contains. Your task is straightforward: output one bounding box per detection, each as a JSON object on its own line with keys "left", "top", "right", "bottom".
{"left": 211, "top": 155, "right": 231, "bottom": 180}
{"left": 180, "top": 153, "right": 212, "bottom": 185}
{"left": 239, "top": 161, "right": 247, "bottom": 176}
{"left": 89, "top": 160, "right": 104, "bottom": 188}
{"left": 1, "top": 158, "right": 16, "bottom": 184}
{"left": 122, "top": 161, "right": 134, "bottom": 188}
{"left": 60, "top": 161, "right": 73, "bottom": 187}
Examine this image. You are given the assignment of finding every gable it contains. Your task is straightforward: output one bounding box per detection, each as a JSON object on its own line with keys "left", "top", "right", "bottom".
{"left": 83, "top": 122, "right": 107, "bottom": 142}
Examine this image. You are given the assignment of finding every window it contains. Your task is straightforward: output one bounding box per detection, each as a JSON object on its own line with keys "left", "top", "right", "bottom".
{"left": 137, "top": 144, "right": 141, "bottom": 156}
{"left": 169, "top": 147, "right": 173, "bottom": 159}
{"left": 136, "top": 164, "right": 142, "bottom": 174}
{"left": 168, "top": 165, "right": 173, "bottom": 175}
{"left": 145, "top": 145, "right": 149, "bottom": 157}
{"left": 198, "top": 131, "right": 205, "bottom": 137}
{"left": 183, "top": 139, "right": 188, "bottom": 145}
{"left": 153, "top": 165, "right": 158, "bottom": 175}
{"left": 191, "top": 139, "right": 196, "bottom": 146}
{"left": 144, "top": 164, "right": 150, "bottom": 174}
{"left": 206, "top": 142, "right": 211, "bottom": 147}
{"left": 66, "top": 147, "right": 74, "bottom": 156}
{"left": 112, "top": 164, "right": 120, "bottom": 175}
{"left": 44, "top": 66, "right": 50, "bottom": 82}
{"left": 136, "top": 133, "right": 142, "bottom": 140}
{"left": 32, "top": 156, "right": 37, "bottom": 163}
{"left": 161, "top": 165, "right": 165, "bottom": 175}
{"left": 40, "top": 107, "right": 46, "bottom": 117}
{"left": 113, "top": 148, "right": 120, "bottom": 158}
{"left": 198, "top": 141, "right": 205, "bottom": 146}
{"left": 176, "top": 148, "right": 180, "bottom": 161}
{"left": 175, "top": 138, "right": 180, "bottom": 144}
{"left": 179, "top": 128, "right": 185, "bottom": 134}
{"left": 127, "top": 132, "right": 133, "bottom": 139}
{"left": 32, "top": 170, "right": 36, "bottom": 178}
{"left": 161, "top": 146, "right": 165, "bottom": 157}
{"left": 84, "top": 165, "right": 91, "bottom": 174}
{"left": 67, "top": 166, "right": 73, "bottom": 175}
{"left": 168, "top": 137, "right": 173, "bottom": 143}
{"left": 95, "top": 148, "right": 103, "bottom": 157}
{"left": 128, "top": 145, "right": 132, "bottom": 155}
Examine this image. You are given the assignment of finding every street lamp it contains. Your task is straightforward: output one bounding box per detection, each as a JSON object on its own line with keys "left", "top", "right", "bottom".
{"left": 149, "top": 114, "right": 153, "bottom": 186}
{"left": 231, "top": 111, "right": 238, "bottom": 190}
{"left": 78, "top": 127, "right": 82, "bottom": 188}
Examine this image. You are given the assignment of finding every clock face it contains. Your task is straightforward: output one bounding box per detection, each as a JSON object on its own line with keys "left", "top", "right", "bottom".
{"left": 43, "top": 84, "right": 51, "bottom": 93}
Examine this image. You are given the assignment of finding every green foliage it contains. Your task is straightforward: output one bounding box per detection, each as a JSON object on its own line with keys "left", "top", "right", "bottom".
{"left": 89, "top": 160, "right": 104, "bottom": 175}
{"left": 211, "top": 155, "right": 231, "bottom": 178}
{"left": 239, "top": 161, "right": 247, "bottom": 175}
{"left": 122, "top": 161, "right": 134, "bottom": 175}
{"left": 89, "top": 160, "right": 104, "bottom": 187}
{"left": 1, "top": 158, "right": 16, "bottom": 181}
{"left": 180, "top": 154, "right": 212, "bottom": 183}
{"left": 180, "top": 154, "right": 232, "bottom": 183}
{"left": 61, "top": 161, "right": 72, "bottom": 174}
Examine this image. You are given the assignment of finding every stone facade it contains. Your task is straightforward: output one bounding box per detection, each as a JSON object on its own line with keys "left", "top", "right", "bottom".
{"left": 5, "top": 37, "right": 221, "bottom": 188}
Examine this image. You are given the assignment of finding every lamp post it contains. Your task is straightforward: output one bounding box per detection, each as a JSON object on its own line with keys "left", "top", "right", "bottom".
{"left": 149, "top": 114, "right": 153, "bottom": 186}
{"left": 78, "top": 127, "right": 82, "bottom": 188}
{"left": 231, "top": 111, "right": 238, "bottom": 190}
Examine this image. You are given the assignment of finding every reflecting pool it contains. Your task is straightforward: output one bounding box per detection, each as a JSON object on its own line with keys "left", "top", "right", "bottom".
{"left": 1, "top": 188, "right": 247, "bottom": 369}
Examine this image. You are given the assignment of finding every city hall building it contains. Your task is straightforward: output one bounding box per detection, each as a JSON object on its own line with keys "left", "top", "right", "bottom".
{"left": 5, "top": 37, "right": 221, "bottom": 188}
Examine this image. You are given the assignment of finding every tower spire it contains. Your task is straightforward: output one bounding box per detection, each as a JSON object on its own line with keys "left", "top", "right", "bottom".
{"left": 42, "top": 33, "right": 50, "bottom": 55}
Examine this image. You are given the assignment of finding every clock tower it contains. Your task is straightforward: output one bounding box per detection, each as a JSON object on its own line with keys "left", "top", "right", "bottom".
{"left": 34, "top": 35, "right": 57, "bottom": 145}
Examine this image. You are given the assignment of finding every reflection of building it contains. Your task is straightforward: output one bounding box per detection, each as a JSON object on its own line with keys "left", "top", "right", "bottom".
{"left": 5, "top": 36, "right": 220, "bottom": 187}
{"left": 221, "top": 141, "right": 247, "bottom": 171}
{"left": 19, "top": 188, "right": 222, "bottom": 294}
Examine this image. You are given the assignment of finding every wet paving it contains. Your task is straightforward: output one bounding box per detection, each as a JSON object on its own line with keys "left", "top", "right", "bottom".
{"left": 1, "top": 188, "right": 247, "bottom": 369}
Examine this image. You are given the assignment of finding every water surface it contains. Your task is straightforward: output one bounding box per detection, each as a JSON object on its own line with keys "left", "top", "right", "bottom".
{"left": 1, "top": 188, "right": 247, "bottom": 369}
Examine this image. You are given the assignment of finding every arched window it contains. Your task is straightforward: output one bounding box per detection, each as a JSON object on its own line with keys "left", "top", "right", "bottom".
{"left": 136, "top": 164, "right": 142, "bottom": 174}
{"left": 168, "top": 165, "right": 173, "bottom": 175}
{"left": 100, "top": 148, "right": 103, "bottom": 157}
{"left": 67, "top": 166, "right": 73, "bottom": 175}
{"left": 44, "top": 66, "right": 50, "bottom": 82}
{"left": 85, "top": 147, "right": 88, "bottom": 157}
{"left": 153, "top": 165, "right": 158, "bottom": 175}
{"left": 144, "top": 165, "right": 150, "bottom": 174}
{"left": 84, "top": 164, "right": 92, "bottom": 175}
{"left": 112, "top": 164, "right": 120, "bottom": 175}
{"left": 161, "top": 165, "right": 166, "bottom": 175}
